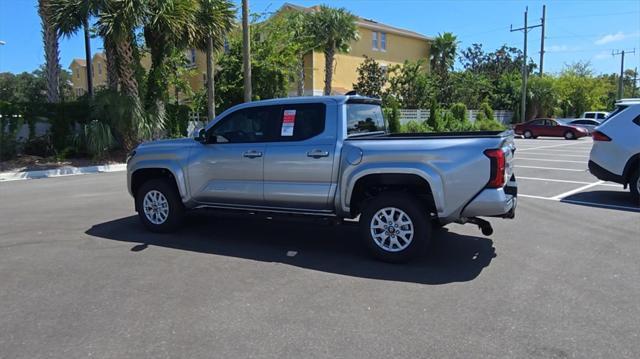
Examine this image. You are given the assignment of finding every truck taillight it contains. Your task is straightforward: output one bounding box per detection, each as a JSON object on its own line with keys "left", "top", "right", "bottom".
{"left": 592, "top": 130, "right": 611, "bottom": 141}
{"left": 484, "top": 149, "right": 506, "bottom": 188}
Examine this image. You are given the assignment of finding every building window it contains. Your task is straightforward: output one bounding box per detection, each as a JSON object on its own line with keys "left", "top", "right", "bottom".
{"left": 187, "top": 48, "right": 196, "bottom": 66}
{"left": 77, "top": 71, "right": 80, "bottom": 79}
{"left": 372, "top": 31, "right": 387, "bottom": 51}
{"left": 98, "top": 63, "right": 102, "bottom": 75}
{"left": 223, "top": 39, "right": 229, "bottom": 54}
{"left": 372, "top": 31, "right": 378, "bottom": 50}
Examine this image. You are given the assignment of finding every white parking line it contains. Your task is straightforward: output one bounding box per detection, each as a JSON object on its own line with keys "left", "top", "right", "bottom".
{"left": 519, "top": 194, "right": 640, "bottom": 212}
{"left": 517, "top": 143, "right": 589, "bottom": 151}
{"left": 516, "top": 157, "right": 586, "bottom": 164}
{"left": 520, "top": 152, "right": 589, "bottom": 158}
{"left": 517, "top": 176, "right": 620, "bottom": 187}
{"left": 550, "top": 181, "right": 604, "bottom": 200}
{"left": 515, "top": 165, "right": 586, "bottom": 172}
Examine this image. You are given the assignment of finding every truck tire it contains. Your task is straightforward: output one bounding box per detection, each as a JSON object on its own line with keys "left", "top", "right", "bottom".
{"left": 136, "top": 178, "right": 185, "bottom": 233}
{"left": 630, "top": 168, "right": 640, "bottom": 203}
{"left": 360, "top": 192, "right": 431, "bottom": 263}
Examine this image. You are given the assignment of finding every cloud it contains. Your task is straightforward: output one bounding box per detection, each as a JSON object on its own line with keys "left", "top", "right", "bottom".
{"left": 548, "top": 45, "right": 568, "bottom": 52}
{"left": 594, "top": 31, "right": 638, "bottom": 45}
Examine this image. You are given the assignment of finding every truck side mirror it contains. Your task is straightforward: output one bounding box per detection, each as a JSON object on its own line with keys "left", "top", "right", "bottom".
{"left": 194, "top": 128, "right": 207, "bottom": 143}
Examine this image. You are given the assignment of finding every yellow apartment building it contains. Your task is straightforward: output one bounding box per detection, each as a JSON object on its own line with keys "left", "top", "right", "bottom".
{"left": 69, "top": 53, "right": 108, "bottom": 97}
{"left": 69, "top": 3, "right": 431, "bottom": 99}
{"left": 281, "top": 3, "right": 432, "bottom": 95}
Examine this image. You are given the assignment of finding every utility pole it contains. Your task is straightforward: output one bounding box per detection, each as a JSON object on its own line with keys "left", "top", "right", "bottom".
{"left": 612, "top": 49, "right": 635, "bottom": 99}
{"left": 242, "top": 0, "right": 252, "bottom": 102}
{"left": 633, "top": 67, "right": 638, "bottom": 98}
{"left": 539, "top": 5, "right": 546, "bottom": 76}
{"left": 511, "top": 7, "right": 542, "bottom": 122}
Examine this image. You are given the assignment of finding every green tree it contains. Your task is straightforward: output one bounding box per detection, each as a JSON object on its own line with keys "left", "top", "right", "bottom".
{"left": 430, "top": 32, "right": 459, "bottom": 76}
{"left": 385, "top": 60, "right": 432, "bottom": 109}
{"left": 306, "top": 5, "right": 358, "bottom": 95}
{"left": 193, "top": 0, "right": 235, "bottom": 119}
{"left": 352, "top": 56, "right": 387, "bottom": 98}
{"left": 143, "top": 0, "right": 199, "bottom": 116}
{"left": 527, "top": 75, "right": 557, "bottom": 119}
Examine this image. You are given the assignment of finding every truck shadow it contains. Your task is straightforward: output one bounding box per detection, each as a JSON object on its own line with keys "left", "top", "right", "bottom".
{"left": 85, "top": 212, "right": 496, "bottom": 285}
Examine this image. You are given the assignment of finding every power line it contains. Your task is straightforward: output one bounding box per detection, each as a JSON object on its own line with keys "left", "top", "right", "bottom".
{"left": 546, "top": 10, "right": 640, "bottom": 20}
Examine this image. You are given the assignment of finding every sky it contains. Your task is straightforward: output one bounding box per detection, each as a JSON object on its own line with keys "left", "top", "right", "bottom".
{"left": 1, "top": 0, "right": 639, "bottom": 76}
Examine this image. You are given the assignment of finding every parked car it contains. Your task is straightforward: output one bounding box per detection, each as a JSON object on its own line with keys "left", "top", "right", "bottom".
{"left": 126, "top": 95, "right": 518, "bottom": 262}
{"left": 514, "top": 118, "right": 589, "bottom": 140}
{"left": 581, "top": 111, "right": 609, "bottom": 121}
{"left": 589, "top": 98, "right": 640, "bottom": 201}
{"left": 560, "top": 118, "right": 601, "bottom": 134}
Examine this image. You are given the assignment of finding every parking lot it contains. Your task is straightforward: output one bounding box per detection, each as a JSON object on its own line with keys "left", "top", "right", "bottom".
{"left": 514, "top": 137, "right": 640, "bottom": 212}
{"left": 1, "top": 138, "right": 639, "bottom": 358}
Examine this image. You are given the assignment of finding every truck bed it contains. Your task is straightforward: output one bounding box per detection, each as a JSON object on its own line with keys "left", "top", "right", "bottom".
{"left": 346, "top": 130, "right": 511, "bottom": 141}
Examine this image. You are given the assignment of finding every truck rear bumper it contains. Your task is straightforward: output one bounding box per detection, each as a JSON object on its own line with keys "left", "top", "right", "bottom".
{"left": 461, "top": 183, "right": 518, "bottom": 219}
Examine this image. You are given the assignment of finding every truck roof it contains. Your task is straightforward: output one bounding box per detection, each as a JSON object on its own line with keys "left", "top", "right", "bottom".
{"left": 243, "top": 95, "right": 380, "bottom": 106}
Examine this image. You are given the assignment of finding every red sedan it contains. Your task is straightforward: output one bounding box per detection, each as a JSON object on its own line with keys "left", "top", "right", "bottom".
{"left": 514, "top": 118, "right": 589, "bottom": 140}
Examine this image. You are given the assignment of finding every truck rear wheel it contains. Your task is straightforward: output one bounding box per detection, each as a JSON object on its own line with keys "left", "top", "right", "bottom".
{"left": 136, "top": 179, "right": 185, "bottom": 233}
{"left": 360, "top": 192, "right": 431, "bottom": 263}
{"left": 630, "top": 168, "right": 640, "bottom": 203}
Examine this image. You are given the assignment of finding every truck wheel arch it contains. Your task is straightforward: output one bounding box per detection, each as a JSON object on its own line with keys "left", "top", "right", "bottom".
{"left": 349, "top": 173, "right": 438, "bottom": 217}
{"left": 131, "top": 168, "right": 183, "bottom": 210}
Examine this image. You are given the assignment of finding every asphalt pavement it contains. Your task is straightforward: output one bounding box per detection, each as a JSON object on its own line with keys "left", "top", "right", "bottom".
{"left": 1, "top": 137, "right": 639, "bottom": 358}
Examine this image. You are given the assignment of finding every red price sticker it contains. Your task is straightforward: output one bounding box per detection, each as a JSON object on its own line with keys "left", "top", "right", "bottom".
{"left": 281, "top": 109, "right": 296, "bottom": 136}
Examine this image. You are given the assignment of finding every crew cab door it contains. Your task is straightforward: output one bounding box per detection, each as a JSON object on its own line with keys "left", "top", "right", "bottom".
{"left": 187, "top": 106, "right": 278, "bottom": 205}
{"left": 263, "top": 103, "right": 337, "bottom": 210}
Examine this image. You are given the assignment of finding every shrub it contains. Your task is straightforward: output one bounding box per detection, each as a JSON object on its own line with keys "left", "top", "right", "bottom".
{"left": 74, "top": 120, "right": 116, "bottom": 159}
{"left": 479, "top": 101, "right": 495, "bottom": 121}
{"left": 402, "top": 120, "right": 433, "bottom": 133}
{"left": 384, "top": 98, "right": 402, "bottom": 133}
{"left": 0, "top": 115, "right": 23, "bottom": 161}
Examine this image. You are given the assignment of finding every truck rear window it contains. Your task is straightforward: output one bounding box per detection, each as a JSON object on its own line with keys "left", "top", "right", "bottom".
{"left": 346, "top": 104, "right": 386, "bottom": 136}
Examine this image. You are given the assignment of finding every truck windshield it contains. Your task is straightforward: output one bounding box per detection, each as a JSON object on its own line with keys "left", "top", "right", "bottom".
{"left": 346, "top": 104, "right": 386, "bottom": 136}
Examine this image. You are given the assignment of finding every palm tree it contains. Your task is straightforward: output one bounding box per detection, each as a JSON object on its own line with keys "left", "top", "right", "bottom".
{"left": 96, "top": 0, "right": 146, "bottom": 99}
{"left": 143, "top": 0, "right": 198, "bottom": 114}
{"left": 429, "top": 32, "right": 459, "bottom": 76}
{"left": 306, "top": 6, "right": 358, "bottom": 96}
{"left": 283, "top": 11, "right": 314, "bottom": 96}
{"left": 38, "top": 0, "right": 60, "bottom": 103}
{"left": 194, "top": 0, "right": 235, "bottom": 119}
{"left": 241, "top": 0, "right": 251, "bottom": 102}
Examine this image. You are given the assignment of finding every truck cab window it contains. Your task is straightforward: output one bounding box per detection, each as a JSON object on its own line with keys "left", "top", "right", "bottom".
{"left": 346, "top": 104, "right": 386, "bottom": 136}
{"left": 209, "top": 107, "right": 275, "bottom": 143}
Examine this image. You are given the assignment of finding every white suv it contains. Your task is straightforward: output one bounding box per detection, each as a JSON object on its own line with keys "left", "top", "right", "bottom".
{"left": 589, "top": 99, "right": 640, "bottom": 201}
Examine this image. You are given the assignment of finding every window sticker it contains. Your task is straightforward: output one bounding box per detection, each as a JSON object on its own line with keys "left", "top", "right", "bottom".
{"left": 281, "top": 109, "right": 296, "bottom": 136}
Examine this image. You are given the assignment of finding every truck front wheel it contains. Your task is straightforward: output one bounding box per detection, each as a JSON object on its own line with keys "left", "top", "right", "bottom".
{"left": 136, "top": 179, "right": 185, "bottom": 233}
{"left": 360, "top": 192, "right": 431, "bottom": 263}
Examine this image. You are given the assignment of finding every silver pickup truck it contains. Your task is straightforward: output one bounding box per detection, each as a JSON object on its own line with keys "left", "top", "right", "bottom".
{"left": 127, "top": 95, "right": 517, "bottom": 262}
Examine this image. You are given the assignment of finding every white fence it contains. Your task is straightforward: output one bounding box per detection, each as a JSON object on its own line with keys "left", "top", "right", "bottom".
{"left": 398, "top": 109, "right": 513, "bottom": 125}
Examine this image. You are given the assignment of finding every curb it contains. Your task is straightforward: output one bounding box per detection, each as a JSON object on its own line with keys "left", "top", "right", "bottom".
{"left": 0, "top": 163, "right": 127, "bottom": 182}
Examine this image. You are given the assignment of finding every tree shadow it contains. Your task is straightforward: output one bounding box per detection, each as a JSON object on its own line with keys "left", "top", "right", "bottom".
{"left": 561, "top": 190, "right": 640, "bottom": 213}
{"left": 85, "top": 211, "right": 497, "bottom": 285}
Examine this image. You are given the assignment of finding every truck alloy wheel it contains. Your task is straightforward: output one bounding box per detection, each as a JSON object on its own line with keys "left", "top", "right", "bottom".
{"left": 360, "top": 192, "right": 431, "bottom": 263}
{"left": 370, "top": 207, "right": 414, "bottom": 252}
{"left": 136, "top": 179, "right": 184, "bottom": 233}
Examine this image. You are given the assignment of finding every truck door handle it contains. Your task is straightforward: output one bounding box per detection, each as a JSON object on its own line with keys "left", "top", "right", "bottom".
{"left": 243, "top": 150, "right": 263, "bottom": 158}
{"left": 307, "top": 149, "right": 329, "bottom": 158}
